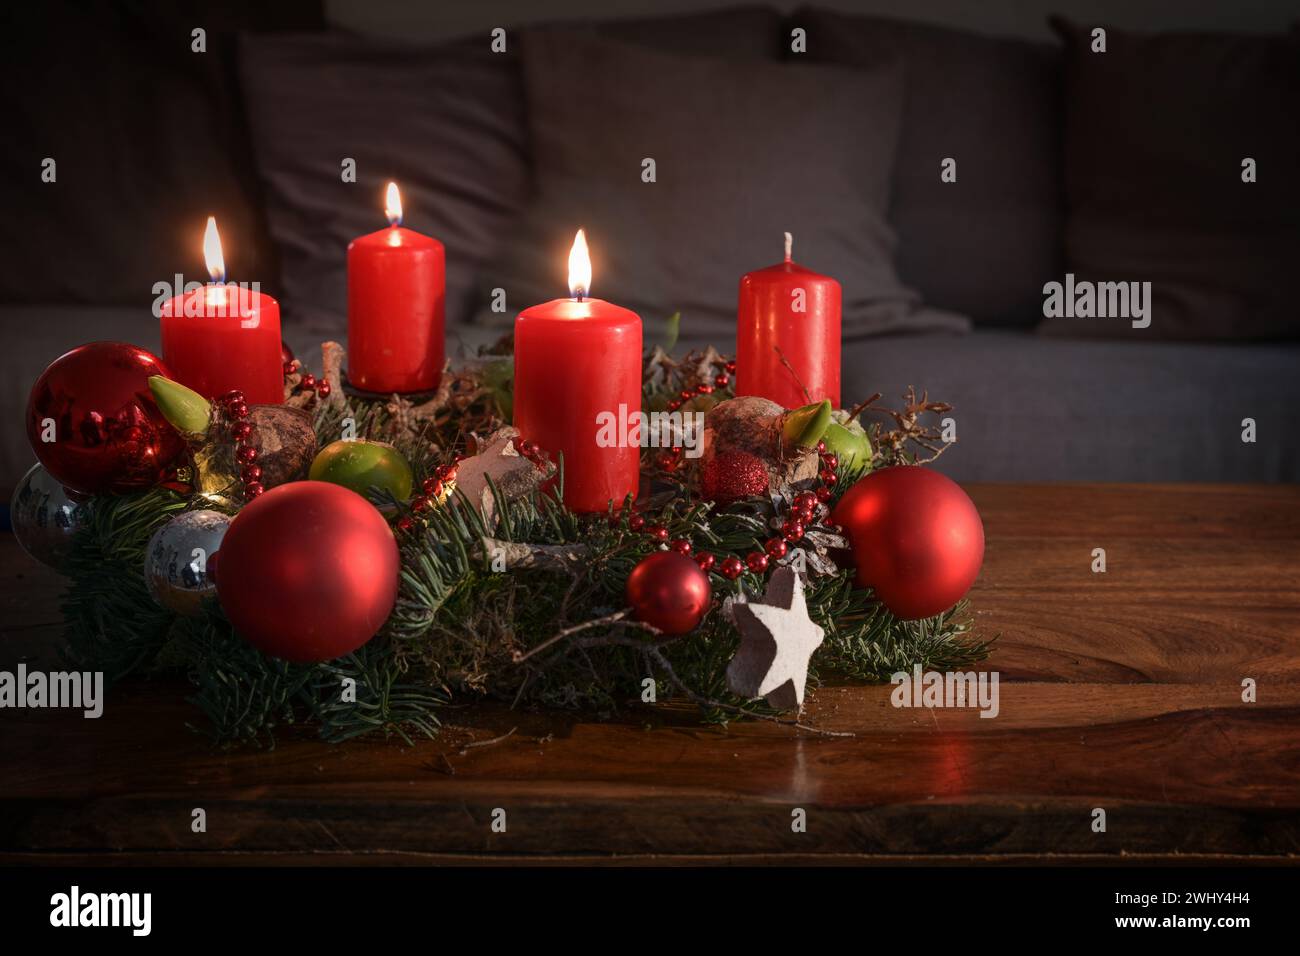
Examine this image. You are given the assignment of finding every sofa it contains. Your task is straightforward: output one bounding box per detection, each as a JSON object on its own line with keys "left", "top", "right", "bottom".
{"left": 3, "top": 1, "right": 1297, "bottom": 495}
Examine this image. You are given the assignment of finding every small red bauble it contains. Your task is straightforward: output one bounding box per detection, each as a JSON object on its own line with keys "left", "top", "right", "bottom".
{"left": 694, "top": 552, "right": 716, "bottom": 572}
{"left": 719, "top": 556, "right": 745, "bottom": 580}
{"left": 215, "top": 481, "right": 401, "bottom": 662}
{"left": 745, "top": 551, "right": 769, "bottom": 573}
{"left": 25, "top": 341, "right": 186, "bottom": 495}
{"left": 700, "top": 450, "right": 768, "bottom": 506}
{"left": 670, "top": 538, "right": 692, "bottom": 556}
{"left": 831, "top": 466, "right": 985, "bottom": 621}
{"left": 625, "top": 551, "right": 712, "bottom": 635}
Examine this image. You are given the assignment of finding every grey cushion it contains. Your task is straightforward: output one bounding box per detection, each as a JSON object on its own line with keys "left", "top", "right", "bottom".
{"left": 797, "top": 8, "right": 1064, "bottom": 327}
{"left": 236, "top": 8, "right": 787, "bottom": 333}
{"left": 1041, "top": 19, "right": 1300, "bottom": 341}
{"left": 472, "top": 29, "right": 969, "bottom": 344}
{"left": 238, "top": 31, "right": 531, "bottom": 331}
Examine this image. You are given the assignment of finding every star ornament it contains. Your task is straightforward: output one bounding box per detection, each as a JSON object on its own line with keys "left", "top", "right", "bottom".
{"left": 726, "top": 567, "right": 825, "bottom": 711}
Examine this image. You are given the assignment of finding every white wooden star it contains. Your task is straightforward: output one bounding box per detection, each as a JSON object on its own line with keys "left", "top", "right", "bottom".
{"left": 726, "top": 567, "right": 825, "bottom": 711}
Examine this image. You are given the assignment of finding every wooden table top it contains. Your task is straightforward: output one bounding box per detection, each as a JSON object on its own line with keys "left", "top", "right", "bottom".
{"left": 2, "top": 483, "right": 1298, "bottom": 865}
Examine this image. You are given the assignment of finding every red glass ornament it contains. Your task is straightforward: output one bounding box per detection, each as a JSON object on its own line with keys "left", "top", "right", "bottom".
{"left": 745, "top": 551, "right": 769, "bottom": 573}
{"left": 240, "top": 464, "right": 263, "bottom": 484}
{"left": 781, "top": 519, "right": 805, "bottom": 541}
{"left": 280, "top": 341, "right": 295, "bottom": 366}
{"left": 243, "top": 481, "right": 265, "bottom": 499}
{"left": 624, "top": 551, "right": 712, "bottom": 635}
{"left": 216, "top": 481, "right": 400, "bottom": 662}
{"left": 628, "top": 514, "right": 646, "bottom": 532}
{"left": 647, "top": 524, "right": 669, "bottom": 543}
{"left": 317, "top": 381, "right": 332, "bottom": 398}
{"left": 720, "top": 556, "right": 745, "bottom": 580}
{"left": 765, "top": 537, "right": 788, "bottom": 559}
{"left": 25, "top": 341, "right": 185, "bottom": 495}
{"left": 700, "top": 450, "right": 768, "bottom": 506}
{"left": 694, "top": 552, "right": 716, "bottom": 572}
{"left": 714, "top": 374, "right": 730, "bottom": 388}
{"left": 229, "top": 402, "right": 250, "bottom": 420}
{"left": 670, "top": 538, "right": 692, "bottom": 556}
{"left": 235, "top": 446, "right": 258, "bottom": 465}
{"left": 831, "top": 466, "right": 985, "bottom": 620}
{"left": 230, "top": 421, "right": 252, "bottom": 442}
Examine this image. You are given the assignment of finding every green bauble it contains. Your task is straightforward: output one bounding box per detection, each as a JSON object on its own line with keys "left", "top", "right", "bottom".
{"left": 822, "top": 421, "right": 873, "bottom": 472}
{"left": 309, "top": 440, "right": 413, "bottom": 503}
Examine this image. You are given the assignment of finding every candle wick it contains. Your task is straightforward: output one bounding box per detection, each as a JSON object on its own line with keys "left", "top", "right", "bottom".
{"left": 784, "top": 231, "right": 793, "bottom": 263}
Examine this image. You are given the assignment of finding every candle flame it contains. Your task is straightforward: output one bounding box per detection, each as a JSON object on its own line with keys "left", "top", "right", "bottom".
{"left": 203, "top": 216, "right": 226, "bottom": 283}
{"left": 568, "top": 229, "right": 591, "bottom": 299}
{"left": 385, "top": 181, "right": 403, "bottom": 227}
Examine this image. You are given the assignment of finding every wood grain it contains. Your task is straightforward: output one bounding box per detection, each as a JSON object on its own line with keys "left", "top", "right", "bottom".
{"left": 1, "top": 483, "right": 1298, "bottom": 863}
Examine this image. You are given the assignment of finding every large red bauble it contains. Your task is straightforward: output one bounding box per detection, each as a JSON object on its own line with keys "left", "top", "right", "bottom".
{"left": 25, "top": 341, "right": 186, "bottom": 495}
{"left": 215, "top": 481, "right": 400, "bottom": 662}
{"left": 625, "top": 551, "right": 712, "bottom": 635}
{"left": 831, "top": 466, "right": 984, "bottom": 620}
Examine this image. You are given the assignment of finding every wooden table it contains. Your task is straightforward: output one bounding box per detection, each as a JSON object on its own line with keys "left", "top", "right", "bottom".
{"left": 2, "top": 484, "right": 1298, "bottom": 865}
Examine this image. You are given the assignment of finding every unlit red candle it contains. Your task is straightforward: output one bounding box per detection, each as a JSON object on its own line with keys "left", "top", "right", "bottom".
{"left": 347, "top": 182, "right": 445, "bottom": 394}
{"left": 160, "top": 217, "right": 284, "bottom": 406}
{"left": 513, "top": 230, "right": 642, "bottom": 513}
{"left": 736, "top": 233, "right": 841, "bottom": 409}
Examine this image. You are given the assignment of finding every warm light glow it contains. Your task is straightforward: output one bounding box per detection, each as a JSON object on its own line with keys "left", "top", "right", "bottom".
{"left": 568, "top": 229, "right": 591, "bottom": 299}
{"left": 203, "top": 216, "right": 225, "bottom": 283}
{"left": 385, "top": 181, "right": 403, "bottom": 227}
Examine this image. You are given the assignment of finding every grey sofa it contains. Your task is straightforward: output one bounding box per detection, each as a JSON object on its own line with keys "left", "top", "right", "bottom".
{"left": 3, "top": 3, "right": 1297, "bottom": 494}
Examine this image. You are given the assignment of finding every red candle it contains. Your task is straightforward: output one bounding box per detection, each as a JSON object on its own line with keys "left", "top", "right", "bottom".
{"left": 514, "top": 230, "right": 642, "bottom": 513}
{"left": 736, "top": 233, "right": 841, "bottom": 409}
{"left": 160, "top": 217, "right": 283, "bottom": 405}
{"left": 347, "top": 182, "right": 445, "bottom": 394}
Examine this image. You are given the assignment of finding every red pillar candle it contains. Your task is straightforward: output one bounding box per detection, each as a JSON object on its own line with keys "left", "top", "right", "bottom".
{"left": 347, "top": 182, "right": 445, "bottom": 394}
{"left": 160, "top": 217, "right": 283, "bottom": 405}
{"left": 514, "top": 230, "right": 642, "bottom": 513}
{"left": 736, "top": 233, "right": 841, "bottom": 409}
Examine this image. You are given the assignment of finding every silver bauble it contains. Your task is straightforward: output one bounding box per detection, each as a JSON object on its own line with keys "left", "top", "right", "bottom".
{"left": 143, "top": 510, "right": 230, "bottom": 616}
{"left": 9, "top": 463, "right": 90, "bottom": 570}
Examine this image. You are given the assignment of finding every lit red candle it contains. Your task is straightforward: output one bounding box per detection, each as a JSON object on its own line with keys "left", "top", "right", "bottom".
{"left": 160, "top": 217, "right": 283, "bottom": 405}
{"left": 347, "top": 182, "right": 445, "bottom": 394}
{"left": 513, "top": 230, "right": 642, "bottom": 513}
{"left": 736, "top": 233, "right": 841, "bottom": 409}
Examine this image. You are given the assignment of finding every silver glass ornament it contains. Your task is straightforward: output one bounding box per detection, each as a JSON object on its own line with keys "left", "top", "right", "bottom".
{"left": 9, "top": 463, "right": 89, "bottom": 570}
{"left": 143, "top": 510, "right": 230, "bottom": 616}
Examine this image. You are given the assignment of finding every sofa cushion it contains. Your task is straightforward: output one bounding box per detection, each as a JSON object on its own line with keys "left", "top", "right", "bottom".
{"left": 238, "top": 7, "right": 786, "bottom": 331}
{"left": 796, "top": 7, "right": 1064, "bottom": 327}
{"left": 473, "top": 28, "right": 968, "bottom": 344}
{"left": 0, "top": 0, "right": 323, "bottom": 306}
{"left": 1040, "top": 19, "right": 1300, "bottom": 341}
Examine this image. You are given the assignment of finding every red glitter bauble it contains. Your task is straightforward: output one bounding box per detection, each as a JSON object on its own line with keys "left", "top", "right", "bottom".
{"left": 625, "top": 551, "right": 712, "bottom": 635}
{"left": 25, "top": 341, "right": 186, "bottom": 495}
{"left": 699, "top": 450, "right": 768, "bottom": 505}
{"left": 831, "top": 466, "right": 984, "bottom": 620}
{"left": 215, "top": 481, "right": 400, "bottom": 662}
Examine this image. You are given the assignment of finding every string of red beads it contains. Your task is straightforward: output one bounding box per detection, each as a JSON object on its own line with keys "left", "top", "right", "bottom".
{"left": 282, "top": 358, "right": 332, "bottom": 400}
{"left": 615, "top": 439, "right": 840, "bottom": 581}
{"left": 665, "top": 358, "right": 735, "bottom": 414}
{"left": 395, "top": 458, "right": 461, "bottom": 534}
{"left": 215, "top": 389, "right": 264, "bottom": 501}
